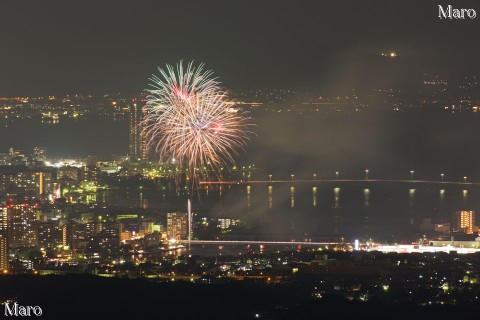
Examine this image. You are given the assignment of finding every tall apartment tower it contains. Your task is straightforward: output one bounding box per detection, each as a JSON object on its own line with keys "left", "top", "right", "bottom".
{"left": 453, "top": 210, "right": 476, "bottom": 234}
{"left": 0, "top": 207, "right": 8, "bottom": 270}
{"left": 0, "top": 235, "right": 8, "bottom": 271}
{"left": 129, "top": 102, "right": 147, "bottom": 161}
{"left": 167, "top": 212, "right": 188, "bottom": 240}
{"left": 7, "top": 204, "right": 37, "bottom": 248}
{"left": 0, "top": 207, "right": 7, "bottom": 233}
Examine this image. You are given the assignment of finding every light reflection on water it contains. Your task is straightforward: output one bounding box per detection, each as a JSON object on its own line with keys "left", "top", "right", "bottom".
{"left": 290, "top": 186, "right": 295, "bottom": 208}
{"left": 85, "top": 182, "right": 477, "bottom": 238}
{"left": 268, "top": 186, "right": 273, "bottom": 209}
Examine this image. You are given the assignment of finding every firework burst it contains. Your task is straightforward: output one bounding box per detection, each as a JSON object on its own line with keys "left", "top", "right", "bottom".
{"left": 142, "top": 61, "right": 252, "bottom": 180}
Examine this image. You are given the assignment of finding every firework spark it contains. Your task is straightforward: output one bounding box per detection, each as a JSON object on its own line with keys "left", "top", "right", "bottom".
{"left": 142, "top": 61, "right": 252, "bottom": 180}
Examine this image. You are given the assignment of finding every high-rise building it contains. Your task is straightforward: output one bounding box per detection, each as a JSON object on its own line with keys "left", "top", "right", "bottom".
{"left": 167, "top": 212, "right": 188, "bottom": 240}
{"left": 7, "top": 204, "right": 37, "bottom": 248}
{"left": 129, "top": 102, "right": 147, "bottom": 161}
{"left": 35, "top": 171, "right": 52, "bottom": 195}
{"left": 37, "top": 221, "right": 62, "bottom": 248}
{"left": 453, "top": 210, "right": 476, "bottom": 234}
{"left": 0, "top": 234, "right": 8, "bottom": 271}
{"left": 0, "top": 207, "right": 8, "bottom": 271}
{"left": 63, "top": 222, "right": 80, "bottom": 248}
{"left": 0, "top": 207, "right": 7, "bottom": 233}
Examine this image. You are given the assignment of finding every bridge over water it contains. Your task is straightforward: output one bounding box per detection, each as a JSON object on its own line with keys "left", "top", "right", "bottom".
{"left": 193, "top": 178, "right": 480, "bottom": 238}
{"left": 200, "top": 179, "right": 480, "bottom": 186}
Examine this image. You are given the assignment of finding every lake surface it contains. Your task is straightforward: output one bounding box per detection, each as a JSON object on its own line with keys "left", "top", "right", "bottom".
{"left": 92, "top": 181, "right": 480, "bottom": 241}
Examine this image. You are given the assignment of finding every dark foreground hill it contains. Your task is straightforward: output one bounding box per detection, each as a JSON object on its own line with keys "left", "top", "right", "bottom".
{"left": 0, "top": 275, "right": 478, "bottom": 319}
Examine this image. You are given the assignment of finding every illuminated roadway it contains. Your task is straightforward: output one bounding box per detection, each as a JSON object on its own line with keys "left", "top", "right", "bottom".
{"left": 176, "top": 241, "right": 480, "bottom": 254}
{"left": 199, "top": 179, "right": 480, "bottom": 186}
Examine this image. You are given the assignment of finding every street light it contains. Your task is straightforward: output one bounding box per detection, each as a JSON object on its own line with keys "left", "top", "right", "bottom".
{"left": 291, "top": 174, "right": 295, "bottom": 182}
{"left": 365, "top": 169, "right": 369, "bottom": 180}
{"left": 441, "top": 173, "right": 444, "bottom": 182}
{"left": 410, "top": 170, "right": 414, "bottom": 180}
{"left": 464, "top": 176, "right": 467, "bottom": 183}
{"left": 268, "top": 174, "right": 272, "bottom": 182}
{"left": 313, "top": 173, "right": 317, "bottom": 181}
{"left": 335, "top": 171, "right": 339, "bottom": 180}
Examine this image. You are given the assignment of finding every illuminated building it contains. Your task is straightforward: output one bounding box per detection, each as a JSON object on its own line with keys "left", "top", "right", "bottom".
{"left": 8, "top": 148, "right": 25, "bottom": 165}
{"left": 0, "top": 235, "right": 8, "bottom": 271}
{"left": 37, "top": 221, "right": 62, "bottom": 248}
{"left": 0, "top": 169, "right": 52, "bottom": 195}
{"left": 33, "top": 147, "right": 46, "bottom": 163}
{"left": 120, "top": 230, "right": 131, "bottom": 242}
{"left": 129, "top": 102, "right": 147, "bottom": 161}
{"left": 434, "top": 223, "right": 451, "bottom": 234}
{"left": 98, "top": 162, "right": 120, "bottom": 174}
{"left": 63, "top": 222, "right": 84, "bottom": 249}
{"left": 0, "top": 207, "right": 7, "bottom": 232}
{"left": 0, "top": 153, "right": 10, "bottom": 165}
{"left": 33, "top": 171, "right": 53, "bottom": 195}
{"left": 116, "top": 218, "right": 141, "bottom": 235}
{"left": 118, "top": 218, "right": 160, "bottom": 237}
{"left": 0, "top": 207, "right": 7, "bottom": 271}
{"left": 454, "top": 211, "right": 476, "bottom": 234}
{"left": 141, "top": 220, "right": 155, "bottom": 234}
{"left": 83, "top": 220, "right": 121, "bottom": 248}
{"left": 218, "top": 219, "right": 231, "bottom": 229}
{"left": 57, "top": 167, "right": 79, "bottom": 181}
{"left": 151, "top": 223, "right": 165, "bottom": 233}
{"left": 85, "top": 220, "right": 101, "bottom": 240}
{"left": 144, "top": 232, "right": 163, "bottom": 247}
{"left": 167, "top": 212, "right": 188, "bottom": 240}
{"left": 217, "top": 218, "right": 241, "bottom": 230}
{"left": 7, "top": 204, "right": 37, "bottom": 248}
{"left": 116, "top": 214, "right": 138, "bottom": 220}
{"left": 79, "top": 166, "right": 98, "bottom": 184}
{"left": 99, "top": 221, "right": 121, "bottom": 247}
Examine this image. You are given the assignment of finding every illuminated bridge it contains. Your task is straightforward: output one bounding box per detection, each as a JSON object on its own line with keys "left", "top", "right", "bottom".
{"left": 200, "top": 179, "right": 480, "bottom": 186}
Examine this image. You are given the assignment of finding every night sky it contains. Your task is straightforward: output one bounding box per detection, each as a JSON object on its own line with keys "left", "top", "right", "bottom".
{"left": 0, "top": 0, "right": 479, "bottom": 95}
